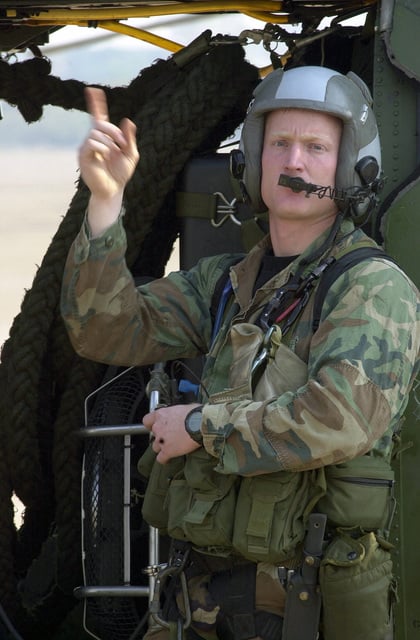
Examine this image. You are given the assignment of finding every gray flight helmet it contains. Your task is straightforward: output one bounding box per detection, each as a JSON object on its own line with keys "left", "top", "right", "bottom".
{"left": 240, "top": 65, "right": 381, "bottom": 219}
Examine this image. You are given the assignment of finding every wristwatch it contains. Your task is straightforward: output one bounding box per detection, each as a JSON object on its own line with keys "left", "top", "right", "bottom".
{"left": 185, "top": 405, "right": 204, "bottom": 444}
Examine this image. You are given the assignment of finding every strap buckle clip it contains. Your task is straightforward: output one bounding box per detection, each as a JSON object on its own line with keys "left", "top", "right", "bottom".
{"left": 149, "top": 543, "right": 192, "bottom": 631}
{"left": 211, "top": 192, "right": 241, "bottom": 227}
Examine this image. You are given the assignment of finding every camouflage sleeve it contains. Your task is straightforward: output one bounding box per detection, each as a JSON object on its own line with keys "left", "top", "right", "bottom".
{"left": 60, "top": 216, "right": 236, "bottom": 366}
{"left": 201, "top": 259, "right": 420, "bottom": 475}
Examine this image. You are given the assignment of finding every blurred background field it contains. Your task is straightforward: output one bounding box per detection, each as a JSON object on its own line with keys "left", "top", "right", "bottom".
{"left": 0, "top": 148, "right": 79, "bottom": 351}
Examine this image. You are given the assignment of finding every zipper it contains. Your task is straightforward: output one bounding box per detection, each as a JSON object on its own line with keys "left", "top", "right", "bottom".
{"left": 338, "top": 476, "right": 394, "bottom": 488}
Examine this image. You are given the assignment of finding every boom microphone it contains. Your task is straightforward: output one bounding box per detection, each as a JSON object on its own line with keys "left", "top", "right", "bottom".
{"left": 278, "top": 159, "right": 384, "bottom": 209}
{"left": 278, "top": 174, "right": 350, "bottom": 202}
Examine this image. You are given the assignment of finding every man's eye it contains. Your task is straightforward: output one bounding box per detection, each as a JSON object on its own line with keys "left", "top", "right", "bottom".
{"left": 309, "top": 143, "right": 324, "bottom": 151}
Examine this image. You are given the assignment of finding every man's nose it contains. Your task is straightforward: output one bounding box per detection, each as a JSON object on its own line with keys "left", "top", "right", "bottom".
{"left": 284, "top": 143, "right": 303, "bottom": 170}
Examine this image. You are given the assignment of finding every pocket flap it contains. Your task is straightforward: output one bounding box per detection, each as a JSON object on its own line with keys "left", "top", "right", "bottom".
{"left": 323, "top": 534, "right": 366, "bottom": 567}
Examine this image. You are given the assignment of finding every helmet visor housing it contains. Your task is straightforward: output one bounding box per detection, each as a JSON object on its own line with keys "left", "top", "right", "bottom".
{"left": 240, "top": 66, "right": 381, "bottom": 216}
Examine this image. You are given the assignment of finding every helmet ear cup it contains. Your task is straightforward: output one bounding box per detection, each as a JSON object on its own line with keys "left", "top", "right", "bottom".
{"left": 230, "top": 149, "right": 245, "bottom": 180}
{"left": 349, "top": 156, "right": 384, "bottom": 224}
{"left": 355, "top": 156, "right": 379, "bottom": 185}
{"left": 229, "top": 149, "right": 250, "bottom": 203}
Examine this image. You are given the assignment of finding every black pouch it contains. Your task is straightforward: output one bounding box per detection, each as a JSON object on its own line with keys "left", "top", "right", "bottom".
{"left": 319, "top": 530, "right": 395, "bottom": 640}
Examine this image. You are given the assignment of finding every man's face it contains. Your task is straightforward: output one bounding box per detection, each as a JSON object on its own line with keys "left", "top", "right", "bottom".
{"left": 261, "top": 108, "right": 342, "bottom": 225}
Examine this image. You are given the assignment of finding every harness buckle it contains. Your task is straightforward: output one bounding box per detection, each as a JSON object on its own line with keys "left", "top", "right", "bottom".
{"left": 251, "top": 324, "right": 282, "bottom": 379}
{"left": 259, "top": 283, "right": 299, "bottom": 332}
{"left": 211, "top": 192, "right": 241, "bottom": 227}
{"left": 251, "top": 325, "right": 273, "bottom": 375}
{"left": 149, "top": 543, "right": 192, "bottom": 631}
{"left": 143, "top": 562, "right": 168, "bottom": 578}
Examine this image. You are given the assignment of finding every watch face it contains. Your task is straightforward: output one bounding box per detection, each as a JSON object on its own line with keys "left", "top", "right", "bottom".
{"left": 186, "top": 408, "right": 202, "bottom": 434}
{"left": 185, "top": 407, "right": 203, "bottom": 444}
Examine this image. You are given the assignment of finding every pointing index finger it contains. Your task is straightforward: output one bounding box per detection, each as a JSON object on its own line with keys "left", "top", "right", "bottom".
{"left": 85, "top": 86, "right": 109, "bottom": 122}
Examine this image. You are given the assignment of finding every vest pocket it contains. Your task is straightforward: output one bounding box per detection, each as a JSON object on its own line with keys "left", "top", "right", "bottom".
{"left": 317, "top": 456, "right": 395, "bottom": 531}
{"left": 232, "top": 469, "right": 323, "bottom": 563}
{"left": 166, "top": 448, "right": 238, "bottom": 549}
{"left": 140, "top": 448, "right": 184, "bottom": 532}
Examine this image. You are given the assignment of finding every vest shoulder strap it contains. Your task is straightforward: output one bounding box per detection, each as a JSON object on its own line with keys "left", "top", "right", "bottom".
{"left": 312, "top": 246, "right": 395, "bottom": 332}
{"left": 210, "top": 256, "right": 242, "bottom": 323}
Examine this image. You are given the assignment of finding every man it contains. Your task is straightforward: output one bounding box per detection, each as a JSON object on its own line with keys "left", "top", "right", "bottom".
{"left": 61, "top": 66, "right": 420, "bottom": 639}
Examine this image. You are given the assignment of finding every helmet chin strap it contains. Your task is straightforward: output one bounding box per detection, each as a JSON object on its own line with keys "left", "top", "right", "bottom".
{"left": 298, "top": 210, "right": 346, "bottom": 267}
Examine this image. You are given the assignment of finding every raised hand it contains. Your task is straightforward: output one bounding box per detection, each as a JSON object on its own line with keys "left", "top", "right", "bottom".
{"left": 79, "top": 87, "right": 140, "bottom": 236}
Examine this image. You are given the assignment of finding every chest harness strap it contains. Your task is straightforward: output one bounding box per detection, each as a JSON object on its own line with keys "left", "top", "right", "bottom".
{"left": 258, "top": 257, "right": 336, "bottom": 334}
{"left": 213, "top": 245, "right": 393, "bottom": 383}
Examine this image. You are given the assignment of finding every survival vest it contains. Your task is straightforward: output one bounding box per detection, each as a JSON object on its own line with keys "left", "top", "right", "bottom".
{"left": 139, "top": 243, "right": 397, "bottom": 566}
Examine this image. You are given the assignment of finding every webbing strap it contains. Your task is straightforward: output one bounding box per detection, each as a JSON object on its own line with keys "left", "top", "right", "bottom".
{"left": 211, "top": 278, "right": 233, "bottom": 346}
{"left": 312, "top": 246, "right": 394, "bottom": 332}
{"left": 176, "top": 191, "right": 217, "bottom": 219}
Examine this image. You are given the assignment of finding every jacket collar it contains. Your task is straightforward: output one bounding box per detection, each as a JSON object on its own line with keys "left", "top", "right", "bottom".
{"left": 230, "top": 217, "right": 356, "bottom": 312}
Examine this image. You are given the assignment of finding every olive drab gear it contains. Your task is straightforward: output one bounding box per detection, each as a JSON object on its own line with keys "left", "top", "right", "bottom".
{"left": 320, "top": 530, "right": 394, "bottom": 640}
{"left": 239, "top": 66, "right": 382, "bottom": 221}
{"left": 137, "top": 242, "right": 402, "bottom": 640}
{"left": 138, "top": 243, "right": 401, "bottom": 640}
{"left": 139, "top": 241, "right": 399, "bottom": 561}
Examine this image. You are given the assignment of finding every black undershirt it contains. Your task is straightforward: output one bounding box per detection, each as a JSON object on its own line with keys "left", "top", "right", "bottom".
{"left": 253, "top": 251, "right": 298, "bottom": 294}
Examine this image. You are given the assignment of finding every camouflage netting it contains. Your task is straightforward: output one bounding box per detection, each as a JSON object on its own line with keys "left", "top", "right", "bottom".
{"left": 0, "top": 32, "right": 259, "bottom": 639}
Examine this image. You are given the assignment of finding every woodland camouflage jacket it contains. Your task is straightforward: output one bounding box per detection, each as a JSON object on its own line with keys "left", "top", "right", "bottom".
{"left": 61, "top": 216, "right": 420, "bottom": 477}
